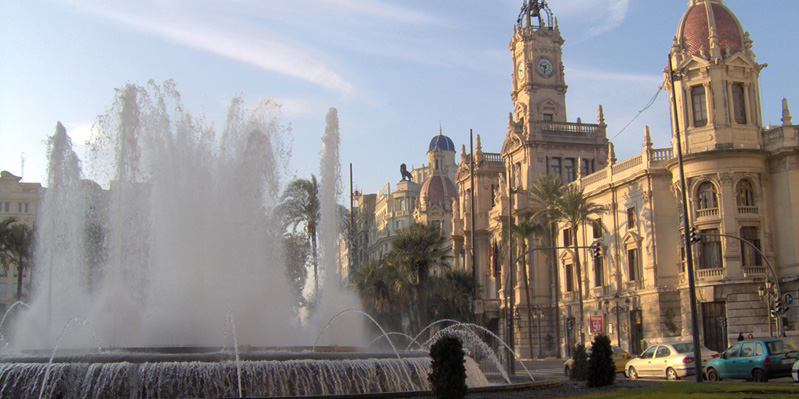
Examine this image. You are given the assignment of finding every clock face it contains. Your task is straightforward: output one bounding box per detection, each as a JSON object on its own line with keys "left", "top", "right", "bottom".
{"left": 537, "top": 57, "right": 553, "bottom": 77}
{"left": 517, "top": 62, "right": 525, "bottom": 81}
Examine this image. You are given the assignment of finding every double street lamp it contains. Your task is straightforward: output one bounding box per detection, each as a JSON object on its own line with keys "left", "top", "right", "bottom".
{"left": 603, "top": 294, "right": 630, "bottom": 349}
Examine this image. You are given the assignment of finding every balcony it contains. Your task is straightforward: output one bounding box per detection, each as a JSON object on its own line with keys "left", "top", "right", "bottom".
{"left": 697, "top": 208, "right": 719, "bottom": 218}
{"left": 696, "top": 267, "right": 725, "bottom": 281}
{"left": 743, "top": 266, "right": 767, "bottom": 277}
{"left": 737, "top": 206, "right": 758, "bottom": 215}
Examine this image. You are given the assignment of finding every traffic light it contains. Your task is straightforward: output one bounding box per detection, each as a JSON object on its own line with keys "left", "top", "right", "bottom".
{"left": 590, "top": 242, "right": 602, "bottom": 259}
{"left": 771, "top": 298, "right": 784, "bottom": 318}
{"left": 567, "top": 318, "right": 574, "bottom": 330}
{"left": 689, "top": 227, "right": 701, "bottom": 244}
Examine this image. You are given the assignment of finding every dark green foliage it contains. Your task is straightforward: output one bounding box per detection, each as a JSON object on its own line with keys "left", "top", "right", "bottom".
{"left": 587, "top": 335, "right": 616, "bottom": 387}
{"left": 428, "top": 335, "right": 467, "bottom": 399}
{"left": 570, "top": 343, "right": 589, "bottom": 381}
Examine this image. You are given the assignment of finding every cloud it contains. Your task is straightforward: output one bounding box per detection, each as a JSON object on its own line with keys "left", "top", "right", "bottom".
{"left": 54, "top": 0, "right": 355, "bottom": 96}
{"left": 308, "top": 0, "right": 439, "bottom": 25}
{"left": 551, "top": 0, "right": 631, "bottom": 37}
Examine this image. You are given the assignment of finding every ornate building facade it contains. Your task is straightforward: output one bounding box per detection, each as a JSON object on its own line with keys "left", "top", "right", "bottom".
{"left": 0, "top": 171, "right": 41, "bottom": 311}
{"left": 452, "top": 0, "right": 798, "bottom": 359}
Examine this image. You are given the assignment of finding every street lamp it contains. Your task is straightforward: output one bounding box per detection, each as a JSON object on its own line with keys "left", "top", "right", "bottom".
{"left": 604, "top": 294, "right": 628, "bottom": 349}
{"left": 758, "top": 281, "right": 776, "bottom": 337}
{"left": 534, "top": 307, "right": 544, "bottom": 359}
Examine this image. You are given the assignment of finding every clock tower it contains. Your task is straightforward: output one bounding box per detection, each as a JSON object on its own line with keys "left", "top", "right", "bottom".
{"left": 510, "top": 0, "right": 567, "bottom": 124}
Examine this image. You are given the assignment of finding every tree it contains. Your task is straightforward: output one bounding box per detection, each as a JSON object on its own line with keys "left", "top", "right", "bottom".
{"left": 428, "top": 335, "right": 467, "bottom": 399}
{"left": 283, "top": 231, "right": 310, "bottom": 310}
{"left": 387, "top": 223, "right": 450, "bottom": 331}
{"left": 500, "top": 215, "right": 543, "bottom": 358}
{"left": 553, "top": 185, "right": 606, "bottom": 343}
{"left": 587, "top": 334, "right": 616, "bottom": 387}
{"left": 428, "top": 268, "right": 475, "bottom": 323}
{"left": 528, "top": 173, "right": 565, "bottom": 355}
{"left": 570, "top": 342, "right": 589, "bottom": 381}
{"left": 0, "top": 218, "right": 34, "bottom": 300}
{"left": 280, "top": 175, "right": 320, "bottom": 295}
{"left": 350, "top": 258, "right": 410, "bottom": 332}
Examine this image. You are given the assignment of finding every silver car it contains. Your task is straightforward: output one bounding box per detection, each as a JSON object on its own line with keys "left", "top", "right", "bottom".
{"left": 627, "top": 342, "right": 718, "bottom": 381}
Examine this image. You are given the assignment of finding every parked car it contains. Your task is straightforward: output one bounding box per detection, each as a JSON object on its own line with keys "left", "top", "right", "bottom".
{"left": 704, "top": 338, "right": 799, "bottom": 382}
{"left": 792, "top": 358, "right": 799, "bottom": 382}
{"left": 564, "top": 345, "right": 632, "bottom": 376}
{"left": 627, "top": 342, "right": 718, "bottom": 381}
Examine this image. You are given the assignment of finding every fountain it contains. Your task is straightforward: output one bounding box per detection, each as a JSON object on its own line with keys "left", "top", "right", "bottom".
{"left": 0, "top": 81, "right": 495, "bottom": 397}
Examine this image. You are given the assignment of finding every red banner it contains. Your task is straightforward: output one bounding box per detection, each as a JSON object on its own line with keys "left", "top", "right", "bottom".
{"left": 590, "top": 315, "right": 603, "bottom": 333}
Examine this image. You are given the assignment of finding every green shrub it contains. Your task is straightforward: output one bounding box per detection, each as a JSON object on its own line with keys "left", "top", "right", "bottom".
{"left": 570, "top": 343, "right": 589, "bottom": 381}
{"left": 587, "top": 334, "right": 616, "bottom": 387}
{"left": 428, "top": 335, "right": 467, "bottom": 399}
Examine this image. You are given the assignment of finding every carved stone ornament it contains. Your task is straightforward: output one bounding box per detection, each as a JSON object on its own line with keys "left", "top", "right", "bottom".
{"left": 720, "top": 172, "right": 733, "bottom": 185}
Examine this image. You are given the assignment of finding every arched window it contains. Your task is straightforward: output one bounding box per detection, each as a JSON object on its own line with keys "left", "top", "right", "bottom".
{"left": 697, "top": 182, "right": 718, "bottom": 210}
{"left": 736, "top": 180, "right": 755, "bottom": 207}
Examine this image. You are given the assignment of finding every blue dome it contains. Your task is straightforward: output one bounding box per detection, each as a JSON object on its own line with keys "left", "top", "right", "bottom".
{"left": 428, "top": 134, "right": 455, "bottom": 152}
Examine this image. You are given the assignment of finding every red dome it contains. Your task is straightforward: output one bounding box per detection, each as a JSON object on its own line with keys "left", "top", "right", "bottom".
{"left": 678, "top": 1, "right": 743, "bottom": 58}
{"left": 420, "top": 174, "right": 458, "bottom": 209}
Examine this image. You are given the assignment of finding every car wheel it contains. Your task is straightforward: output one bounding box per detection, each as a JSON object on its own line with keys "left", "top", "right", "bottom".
{"left": 752, "top": 368, "right": 767, "bottom": 382}
{"left": 667, "top": 367, "right": 679, "bottom": 381}
{"left": 628, "top": 366, "right": 638, "bottom": 380}
{"left": 706, "top": 368, "right": 720, "bottom": 382}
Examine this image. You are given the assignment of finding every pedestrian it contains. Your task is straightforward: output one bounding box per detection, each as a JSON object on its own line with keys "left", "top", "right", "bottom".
{"left": 747, "top": 333, "right": 754, "bottom": 339}
{"left": 737, "top": 332, "right": 744, "bottom": 341}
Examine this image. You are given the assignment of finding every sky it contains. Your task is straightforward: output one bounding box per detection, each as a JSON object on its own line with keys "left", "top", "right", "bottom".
{"left": 1, "top": 0, "right": 798, "bottom": 199}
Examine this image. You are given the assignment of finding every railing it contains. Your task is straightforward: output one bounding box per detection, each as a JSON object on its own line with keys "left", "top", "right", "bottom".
{"left": 696, "top": 268, "right": 724, "bottom": 279}
{"left": 580, "top": 170, "right": 607, "bottom": 186}
{"left": 651, "top": 148, "right": 673, "bottom": 162}
{"left": 483, "top": 153, "right": 505, "bottom": 163}
{"left": 612, "top": 154, "right": 643, "bottom": 174}
{"left": 537, "top": 121, "right": 601, "bottom": 135}
{"left": 625, "top": 280, "right": 643, "bottom": 290}
{"left": 737, "top": 206, "right": 758, "bottom": 215}
{"left": 764, "top": 127, "right": 784, "bottom": 144}
{"left": 743, "top": 266, "right": 767, "bottom": 276}
{"left": 697, "top": 208, "right": 719, "bottom": 218}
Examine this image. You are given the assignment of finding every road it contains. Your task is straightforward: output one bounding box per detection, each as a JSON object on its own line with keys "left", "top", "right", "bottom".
{"left": 513, "top": 358, "right": 798, "bottom": 385}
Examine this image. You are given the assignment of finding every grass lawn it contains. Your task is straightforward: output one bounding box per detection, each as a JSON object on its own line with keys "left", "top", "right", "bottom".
{"left": 568, "top": 382, "right": 799, "bottom": 399}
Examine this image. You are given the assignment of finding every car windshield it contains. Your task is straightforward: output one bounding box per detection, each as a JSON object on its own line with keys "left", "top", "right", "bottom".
{"left": 767, "top": 339, "right": 799, "bottom": 355}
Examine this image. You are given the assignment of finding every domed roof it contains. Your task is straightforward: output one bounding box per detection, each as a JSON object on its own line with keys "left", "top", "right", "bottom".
{"left": 420, "top": 174, "right": 458, "bottom": 210}
{"left": 677, "top": 0, "right": 743, "bottom": 58}
{"left": 428, "top": 134, "right": 456, "bottom": 152}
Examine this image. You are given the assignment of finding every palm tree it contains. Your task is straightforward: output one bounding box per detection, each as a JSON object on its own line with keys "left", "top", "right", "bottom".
{"left": 427, "top": 268, "right": 475, "bottom": 323}
{"left": 388, "top": 223, "right": 450, "bottom": 331}
{"left": 528, "top": 173, "right": 564, "bottom": 355}
{"left": 280, "top": 175, "right": 320, "bottom": 294}
{"left": 0, "top": 219, "right": 34, "bottom": 300}
{"left": 350, "top": 258, "right": 410, "bottom": 331}
{"left": 552, "top": 184, "right": 606, "bottom": 343}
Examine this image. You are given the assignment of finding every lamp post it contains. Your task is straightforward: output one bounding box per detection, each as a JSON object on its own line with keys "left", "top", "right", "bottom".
{"left": 604, "top": 294, "right": 628, "bottom": 349}
{"left": 758, "top": 281, "right": 776, "bottom": 337}
{"left": 534, "top": 307, "right": 544, "bottom": 359}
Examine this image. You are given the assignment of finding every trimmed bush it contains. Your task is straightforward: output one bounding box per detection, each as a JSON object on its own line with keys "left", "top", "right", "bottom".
{"left": 587, "top": 334, "right": 616, "bottom": 387}
{"left": 428, "top": 335, "right": 467, "bottom": 399}
{"left": 570, "top": 343, "right": 589, "bottom": 381}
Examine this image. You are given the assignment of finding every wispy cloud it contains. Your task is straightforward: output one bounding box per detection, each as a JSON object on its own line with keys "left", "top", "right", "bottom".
{"left": 553, "top": 0, "right": 631, "bottom": 37}
{"left": 54, "top": 0, "right": 355, "bottom": 96}
{"left": 308, "top": 0, "right": 439, "bottom": 25}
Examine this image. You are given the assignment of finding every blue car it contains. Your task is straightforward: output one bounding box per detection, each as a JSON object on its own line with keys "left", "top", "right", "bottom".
{"left": 704, "top": 338, "right": 799, "bottom": 382}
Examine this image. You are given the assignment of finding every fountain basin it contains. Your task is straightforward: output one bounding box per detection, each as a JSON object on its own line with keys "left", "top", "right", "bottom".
{"left": 0, "top": 348, "right": 489, "bottom": 398}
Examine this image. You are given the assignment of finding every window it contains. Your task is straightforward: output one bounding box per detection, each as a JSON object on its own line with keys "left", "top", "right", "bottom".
{"left": 740, "top": 226, "right": 762, "bottom": 266}
{"left": 725, "top": 343, "right": 741, "bottom": 358}
{"left": 2, "top": 202, "right": 8, "bottom": 212}
{"left": 740, "top": 342, "right": 754, "bottom": 357}
{"left": 581, "top": 158, "right": 592, "bottom": 177}
{"left": 565, "top": 264, "right": 574, "bottom": 292}
{"left": 736, "top": 180, "right": 755, "bottom": 207}
{"left": 698, "top": 228, "right": 723, "bottom": 269}
{"left": 592, "top": 219, "right": 603, "bottom": 239}
{"left": 24, "top": 203, "right": 29, "bottom": 213}
{"left": 692, "top": 85, "right": 708, "bottom": 127}
{"left": 732, "top": 83, "right": 746, "bottom": 124}
{"left": 656, "top": 346, "right": 671, "bottom": 358}
{"left": 640, "top": 346, "right": 656, "bottom": 359}
{"left": 550, "top": 157, "right": 561, "bottom": 177}
{"left": 754, "top": 342, "right": 764, "bottom": 356}
{"left": 543, "top": 113, "right": 553, "bottom": 121}
{"left": 594, "top": 257, "right": 604, "bottom": 287}
{"left": 17, "top": 203, "right": 22, "bottom": 213}
{"left": 563, "top": 228, "right": 572, "bottom": 247}
{"left": 627, "top": 248, "right": 639, "bottom": 281}
{"left": 627, "top": 207, "right": 636, "bottom": 229}
{"left": 697, "top": 182, "right": 718, "bottom": 210}
{"left": 564, "top": 158, "right": 575, "bottom": 183}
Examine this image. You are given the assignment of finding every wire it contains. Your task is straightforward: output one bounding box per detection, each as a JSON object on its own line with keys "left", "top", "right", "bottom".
{"left": 610, "top": 87, "right": 664, "bottom": 142}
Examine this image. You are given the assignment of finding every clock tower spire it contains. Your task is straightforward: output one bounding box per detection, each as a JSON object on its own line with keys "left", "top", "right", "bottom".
{"left": 510, "top": 0, "right": 567, "bottom": 124}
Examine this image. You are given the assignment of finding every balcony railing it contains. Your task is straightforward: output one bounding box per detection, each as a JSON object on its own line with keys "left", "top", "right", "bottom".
{"left": 743, "top": 266, "right": 767, "bottom": 277}
{"left": 737, "top": 206, "right": 758, "bottom": 215}
{"left": 697, "top": 208, "right": 719, "bottom": 218}
{"left": 696, "top": 267, "right": 724, "bottom": 280}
